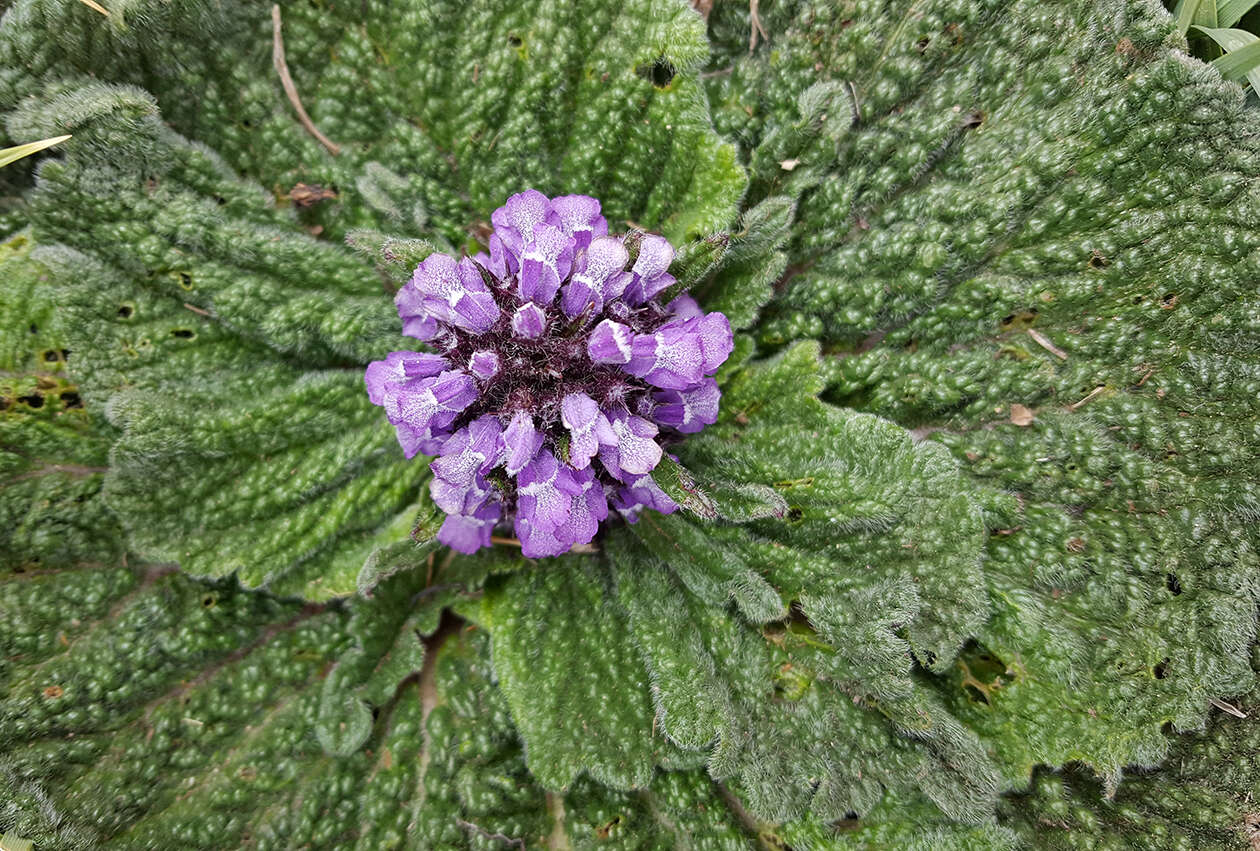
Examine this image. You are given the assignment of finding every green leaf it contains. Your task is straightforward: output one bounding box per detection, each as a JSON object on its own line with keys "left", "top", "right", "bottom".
{"left": 0, "top": 135, "right": 70, "bottom": 168}
{"left": 0, "top": 232, "right": 123, "bottom": 570}
{"left": 1217, "top": 0, "right": 1260, "bottom": 27}
{"left": 1000, "top": 658, "right": 1260, "bottom": 849}
{"left": 1177, "top": 0, "right": 1219, "bottom": 32}
{"left": 1204, "top": 26, "right": 1260, "bottom": 90}
{"left": 708, "top": 0, "right": 1260, "bottom": 793}
{"left": 0, "top": 554, "right": 766, "bottom": 849}
{"left": 648, "top": 453, "right": 719, "bottom": 519}
{"left": 687, "top": 195, "right": 797, "bottom": 331}
{"left": 315, "top": 567, "right": 436, "bottom": 756}
{"left": 478, "top": 555, "right": 696, "bottom": 791}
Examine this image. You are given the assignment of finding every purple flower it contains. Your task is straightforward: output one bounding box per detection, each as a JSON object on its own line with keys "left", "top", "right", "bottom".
{"left": 365, "top": 190, "right": 735, "bottom": 556}
{"left": 623, "top": 234, "right": 675, "bottom": 305}
{"left": 469, "top": 350, "right": 500, "bottom": 381}
{"left": 587, "top": 319, "right": 633, "bottom": 364}
{"left": 512, "top": 302, "right": 548, "bottom": 340}
{"left": 653, "top": 378, "right": 720, "bottom": 434}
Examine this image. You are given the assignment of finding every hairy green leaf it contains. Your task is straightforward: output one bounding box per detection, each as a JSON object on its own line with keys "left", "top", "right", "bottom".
{"left": 0, "top": 232, "right": 122, "bottom": 570}
{"left": 0, "top": 555, "right": 763, "bottom": 849}
{"left": 707, "top": 0, "right": 1260, "bottom": 793}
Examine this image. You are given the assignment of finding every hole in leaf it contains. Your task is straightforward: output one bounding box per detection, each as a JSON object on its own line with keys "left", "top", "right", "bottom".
{"left": 786, "top": 507, "right": 804, "bottom": 522}
{"left": 636, "top": 58, "right": 676, "bottom": 88}
{"left": 1088, "top": 250, "right": 1108, "bottom": 269}
{"left": 1161, "top": 292, "right": 1178, "bottom": 309}
{"left": 832, "top": 812, "right": 862, "bottom": 832}
{"left": 117, "top": 305, "right": 134, "bottom": 319}
{"left": 1166, "top": 573, "right": 1183, "bottom": 595}
{"left": 507, "top": 33, "right": 522, "bottom": 47}
{"left": 59, "top": 391, "right": 82, "bottom": 409}
{"left": 1153, "top": 658, "right": 1170, "bottom": 679}
{"left": 171, "top": 328, "right": 196, "bottom": 339}
{"left": 17, "top": 393, "right": 44, "bottom": 409}
{"left": 201, "top": 594, "right": 217, "bottom": 608}
{"left": 964, "top": 685, "right": 991, "bottom": 704}
{"left": 28, "top": 323, "right": 37, "bottom": 334}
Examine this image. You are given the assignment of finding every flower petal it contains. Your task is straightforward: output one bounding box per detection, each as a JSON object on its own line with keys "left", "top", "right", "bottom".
{"left": 561, "top": 235, "right": 630, "bottom": 318}
{"left": 517, "top": 448, "right": 577, "bottom": 532}
{"left": 364, "top": 351, "right": 448, "bottom": 406}
{"left": 613, "top": 472, "right": 679, "bottom": 520}
{"left": 587, "top": 318, "right": 633, "bottom": 364}
{"left": 653, "top": 377, "right": 720, "bottom": 433}
{"left": 623, "top": 325, "right": 705, "bottom": 390}
{"left": 503, "top": 411, "right": 543, "bottom": 476}
{"left": 511, "top": 302, "right": 548, "bottom": 340}
{"left": 599, "top": 409, "right": 663, "bottom": 478}
{"left": 623, "top": 233, "right": 676, "bottom": 304}
{"left": 438, "top": 500, "right": 501, "bottom": 555}
{"left": 550, "top": 194, "right": 608, "bottom": 250}
{"left": 468, "top": 350, "right": 500, "bottom": 381}
{"left": 561, "top": 392, "right": 611, "bottom": 470}
{"left": 518, "top": 223, "right": 573, "bottom": 306}
{"left": 490, "top": 189, "right": 554, "bottom": 264}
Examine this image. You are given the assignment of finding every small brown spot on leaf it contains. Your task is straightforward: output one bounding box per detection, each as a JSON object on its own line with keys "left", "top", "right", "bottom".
{"left": 596, "top": 815, "right": 623, "bottom": 838}
{"left": 288, "top": 183, "right": 338, "bottom": 207}
{"left": 43, "top": 685, "right": 64, "bottom": 699}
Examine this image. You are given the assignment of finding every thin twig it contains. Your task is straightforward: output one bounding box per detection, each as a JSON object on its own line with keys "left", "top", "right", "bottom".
{"left": 75, "top": 0, "right": 109, "bottom": 15}
{"left": 1066, "top": 385, "right": 1106, "bottom": 412}
{"left": 1027, "top": 328, "right": 1068, "bottom": 360}
{"left": 183, "top": 302, "right": 211, "bottom": 317}
{"left": 271, "top": 5, "right": 340, "bottom": 156}
{"left": 455, "top": 819, "right": 526, "bottom": 850}
{"left": 1210, "top": 697, "right": 1248, "bottom": 719}
{"left": 846, "top": 80, "right": 861, "bottom": 125}
{"left": 748, "top": 0, "right": 769, "bottom": 52}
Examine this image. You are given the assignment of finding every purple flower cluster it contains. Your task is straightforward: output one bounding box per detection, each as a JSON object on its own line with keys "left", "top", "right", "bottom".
{"left": 365, "top": 190, "right": 733, "bottom": 557}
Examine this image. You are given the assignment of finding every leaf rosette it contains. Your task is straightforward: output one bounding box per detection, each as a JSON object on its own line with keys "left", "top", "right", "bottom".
{"left": 0, "top": 0, "right": 1258, "bottom": 846}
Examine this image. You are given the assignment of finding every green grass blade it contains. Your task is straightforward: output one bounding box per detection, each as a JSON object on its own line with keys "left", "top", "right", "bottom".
{"left": 0, "top": 134, "right": 71, "bottom": 168}
{"left": 1199, "top": 26, "right": 1260, "bottom": 89}
{"left": 1175, "top": 0, "right": 1204, "bottom": 35}
{"left": 1217, "top": 0, "right": 1260, "bottom": 26}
